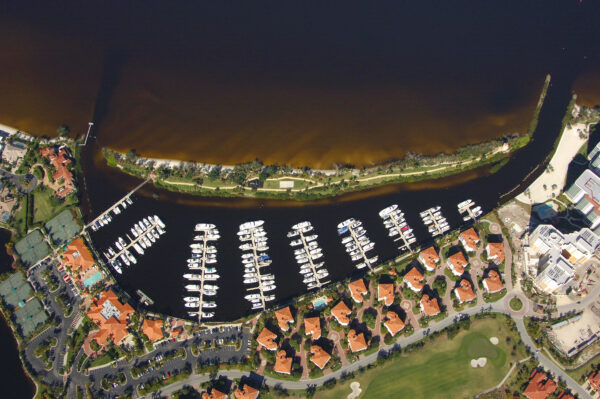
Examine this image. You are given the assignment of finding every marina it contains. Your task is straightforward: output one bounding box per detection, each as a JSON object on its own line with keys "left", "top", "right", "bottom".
{"left": 379, "top": 204, "right": 416, "bottom": 253}
{"left": 183, "top": 223, "right": 220, "bottom": 322}
{"left": 238, "top": 220, "right": 276, "bottom": 311}
{"left": 420, "top": 206, "right": 450, "bottom": 237}
{"left": 457, "top": 199, "right": 483, "bottom": 222}
{"left": 288, "top": 221, "right": 330, "bottom": 290}
{"left": 337, "top": 218, "right": 378, "bottom": 270}
{"left": 102, "top": 215, "right": 166, "bottom": 274}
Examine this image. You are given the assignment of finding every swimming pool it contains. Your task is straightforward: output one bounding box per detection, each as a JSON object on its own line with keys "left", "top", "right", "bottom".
{"left": 83, "top": 271, "right": 102, "bottom": 288}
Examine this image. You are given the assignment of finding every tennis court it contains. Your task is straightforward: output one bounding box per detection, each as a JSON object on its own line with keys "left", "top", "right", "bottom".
{"left": 14, "top": 230, "right": 50, "bottom": 266}
{"left": 45, "top": 209, "right": 80, "bottom": 246}
{"left": 14, "top": 299, "right": 48, "bottom": 338}
{"left": 0, "top": 272, "right": 32, "bottom": 307}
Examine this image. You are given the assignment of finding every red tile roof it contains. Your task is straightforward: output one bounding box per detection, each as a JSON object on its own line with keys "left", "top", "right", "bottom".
{"left": 234, "top": 384, "right": 259, "bottom": 399}
{"left": 419, "top": 247, "right": 440, "bottom": 271}
{"left": 454, "top": 279, "right": 476, "bottom": 303}
{"left": 404, "top": 267, "right": 424, "bottom": 291}
{"left": 447, "top": 252, "right": 468, "bottom": 276}
{"left": 274, "top": 306, "right": 294, "bottom": 331}
{"left": 383, "top": 311, "right": 405, "bottom": 336}
{"left": 377, "top": 283, "right": 395, "bottom": 306}
{"left": 331, "top": 301, "right": 352, "bottom": 326}
{"left": 41, "top": 146, "right": 75, "bottom": 198}
{"left": 202, "top": 388, "right": 227, "bottom": 399}
{"left": 87, "top": 289, "right": 134, "bottom": 345}
{"left": 348, "top": 279, "right": 368, "bottom": 303}
{"left": 62, "top": 238, "right": 95, "bottom": 273}
{"left": 348, "top": 329, "right": 368, "bottom": 353}
{"left": 141, "top": 318, "right": 164, "bottom": 342}
{"left": 460, "top": 227, "right": 480, "bottom": 251}
{"left": 523, "top": 370, "right": 556, "bottom": 399}
{"left": 557, "top": 392, "right": 575, "bottom": 399}
{"left": 487, "top": 242, "right": 505, "bottom": 264}
{"left": 310, "top": 345, "right": 331, "bottom": 369}
{"left": 589, "top": 371, "right": 600, "bottom": 391}
{"left": 483, "top": 270, "right": 504, "bottom": 294}
{"left": 304, "top": 317, "right": 321, "bottom": 340}
{"left": 256, "top": 327, "right": 278, "bottom": 351}
{"left": 274, "top": 350, "right": 292, "bottom": 375}
{"left": 420, "top": 294, "right": 441, "bottom": 316}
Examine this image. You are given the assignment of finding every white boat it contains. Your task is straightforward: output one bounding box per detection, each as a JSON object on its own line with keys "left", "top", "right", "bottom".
{"left": 185, "top": 302, "right": 199, "bottom": 308}
{"left": 264, "top": 295, "right": 276, "bottom": 301}
{"left": 131, "top": 228, "right": 139, "bottom": 238}
{"left": 143, "top": 236, "right": 152, "bottom": 247}
{"left": 290, "top": 239, "right": 302, "bottom": 247}
{"left": 120, "top": 253, "right": 130, "bottom": 266}
{"left": 337, "top": 218, "right": 356, "bottom": 229}
{"left": 201, "top": 312, "right": 214, "bottom": 318}
{"left": 379, "top": 204, "right": 398, "bottom": 218}
{"left": 203, "top": 290, "right": 217, "bottom": 296}
{"left": 143, "top": 218, "right": 151, "bottom": 228}
{"left": 294, "top": 248, "right": 306, "bottom": 255}
{"left": 154, "top": 215, "right": 166, "bottom": 229}
{"left": 204, "top": 284, "right": 218, "bottom": 290}
{"left": 457, "top": 199, "right": 473, "bottom": 209}
{"left": 297, "top": 258, "right": 310, "bottom": 264}
{"left": 239, "top": 220, "right": 264, "bottom": 230}
{"left": 133, "top": 243, "right": 144, "bottom": 255}
{"left": 310, "top": 253, "right": 323, "bottom": 260}
{"left": 183, "top": 296, "right": 199, "bottom": 302}
{"left": 183, "top": 274, "right": 201, "bottom": 280}
{"left": 351, "top": 254, "right": 362, "bottom": 261}
{"left": 108, "top": 248, "right": 116, "bottom": 256}
{"left": 356, "top": 262, "right": 366, "bottom": 269}
{"left": 126, "top": 250, "right": 137, "bottom": 264}
{"left": 147, "top": 233, "right": 156, "bottom": 243}
{"left": 242, "top": 253, "right": 254, "bottom": 259}
{"left": 244, "top": 278, "right": 258, "bottom": 284}
{"left": 115, "top": 241, "right": 123, "bottom": 251}
{"left": 126, "top": 197, "right": 133, "bottom": 205}
{"left": 239, "top": 243, "right": 253, "bottom": 250}
{"left": 299, "top": 269, "right": 312, "bottom": 275}
{"left": 341, "top": 236, "right": 353, "bottom": 244}
{"left": 204, "top": 274, "right": 219, "bottom": 281}
{"left": 292, "top": 221, "right": 311, "bottom": 230}
{"left": 309, "top": 248, "right": 322, "bottom": 255}
{"left": 368, "top": 255, "right": 379, "bottom": 264}
{"left": 305, "top": 234, "right": 318, "bottom": 242}
{"left": 287, "top": 230, "right": 299, "bottom": 238}
{"left": 195, "top": 223, "right": 216, "bottom": 231}
{"left": 207, "top": 234, "right": 221, "bottom": 240}
{"left": 111, "top": 262, "right": 122, "bottom": 274}
{"left": 262, "top": 285, "right": 276, "bottom": 292}
{"left": 303, "top": 276, "right": 316, "bottom": 283}
{"left": 202, "top": 302, "right": 217, "bottom": 308}
{"left": 251, "top": 303, "right": 263, "bottom": 310}
{"left": 205, "top": 259, "right": 217, "bottom": 264}
{"left": 245, "top": 293, "right": 261, "bottom": 300}
{"left": 186, "top": 284, "right": 200, "bottom": 291}
{"left": 362, "top": 242, "right": 375, "bottom": 251}
{"left": 204, "top": 268, "right": 217, "bottom": 273}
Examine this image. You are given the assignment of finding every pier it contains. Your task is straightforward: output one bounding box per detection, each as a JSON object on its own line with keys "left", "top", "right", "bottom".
{"left": 292, "top": 224, "right": 330, "bottom": 289}
{"left": 346, "top": 222, "right": 375, "bottom": 270}
{"left": 457, "top": 200, "right": 482, "bottom": 222}
{"left": 420, "top": 207, "right": 450, "bottom": 237}
{"left": 106, "top": 218, "right": 159, "bottom": 264}
{"left": 383, "top": 212, "right": 414, "bottom": 253}
{"left": 82, "top": 177, "right": 151, "bottom": 232}
{"left": 188, "top": 228, "right": 219, "bottom": 324}
{"left": 239, "top": 222, "right": 274, "bottom": 311}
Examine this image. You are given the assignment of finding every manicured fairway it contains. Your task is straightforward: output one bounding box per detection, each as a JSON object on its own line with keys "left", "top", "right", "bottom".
{"left": 316, "top": 317, "right": 526, "bottom": 399}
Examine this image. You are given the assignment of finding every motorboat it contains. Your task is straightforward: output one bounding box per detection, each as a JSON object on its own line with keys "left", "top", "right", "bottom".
{"left": 351, "top": 254, "right": 362, "bottom": 261}
{"left": 379, "top": 204, "right": 398, "bottom": 218}
{"left": 457, "top": 199, "right": 473, "bottom": 209}
{"left": 201, "top": 312, "right": 215, "bottom": 318}
{"left": 292, "top": 221, "right": 311, "bottom": 230}
{"left": 195, "top": 223, "right": 216, "bottom": 231}
{"left": 311, "top": 253, "right": 323, "bottom": 260}
{"left": 337, "top": 218, "right": 355, "bottom": 229}
{"left": 294, "top": 248, "right": 306, "bottom": 256}
{"left": 202, "top": 302, "right": 217, "bottom": 308}
{"left": 126, "top": 250, "right": 137, "bottom": 264}
{"left": 290, "top": 239, "right": 302, "bottom": 246}
{"left": 185, "top": 302, "right": 199, "bottom": 308}
{"left": 131, "top": 228, "right": 139, "bottom": 238}
{"left": 183, "top": 296, "right": 199, "bottom": 302}
{"left": 245, "top": 293, "right": 261, "bottom": 300}
{"left": 239, "top": 220, "right": 264, "bottom": 230}
{"left": 120, "top": 254, "right": 130, "bottom": 266}
{"left": 305, "top": 234, "right": 318, "bottom": 242}
{"left": 244, "top": 278, "right": 258, "bottom": 284}
{"left": 287, "top": 230, "right": 300, "bottom": 238}
{"left": 341, "top": 236, "right": 353, "bottom": 244}
{"left": 186, "top": 284, "right": 200, "bottom": 291}
{"left": 133, "top": 243, "right": 144, "bottom": 255}
{"left": 183, "top": 274, "right": 201, "bottom": 280}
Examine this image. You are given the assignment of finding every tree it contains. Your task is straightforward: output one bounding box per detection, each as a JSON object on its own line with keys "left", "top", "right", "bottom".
{"left": 56, "top": 124, "right": 70, "bottom": 137}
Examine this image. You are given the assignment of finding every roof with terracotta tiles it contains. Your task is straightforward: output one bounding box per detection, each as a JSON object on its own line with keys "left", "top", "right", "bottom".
{"left": 331, "top": 301, "right": 352, "bottom": 326}
{"left": 274, "top": 350, "right": 292, "bottom": 374}
{"left": 87, "top": 290, "right": 134, "bottom": 345}
{"left": 348, "top": 329, "right": 368, "bottom": 353}
{"left": 377, "top": 283, "right": 395, "bottom": 306}
{"left": 256, "top": 327, "right": 278, "bottom": 351}
{"left": 523, "top": 370, "right": 556, "bottom": 399}
{"left": 460, "top": 227, "right": 480, "bottom": 251}
{"left": 383, "top": 311, "right": 405, "bottom": 336}
{"left": 487, "top": 242, "right": 505, "bottom": 264}
{"left": 589, "top": 371, "right": 600, "bottom": 391}
{"left": 447, "top": 252, "right": 468, "bottom": 275}
{"left": 454, "top": 279, "right": 476, "bottom": 303}
{"left": 62, "top": 238, "right": 95, "bottom": 273}
{"left": 419, "top": 247, "right": 441, "bottom": 270}
{"left": 483, "top": 270, "right": 504, "bottom": 294}
{"left": 310, "top": 345, "right": 331, "bottom": 369}
{"left": 420, "top": 294, "right": 441, "bottom": 316}
{"left": 274, "top": 306, "right": 294, "bottom": 331}
{"left": 202, "top": 388, "right": 227, "bottom": 399}
{"left": 404, "top": 267, "right": 424, "bottom": 291}
{"left": 557, "top": 392, "right": 575, "bottom": 399}
{"left": 234, "top": 384, "right": 259, "bottom": 399}
{"left": 348, "top": 279, "right": 368, "bottom": 303}
{"left": 141, "top": 318, "right": 164, "bottom": 342}
{"left": 41, "top": 146, "right": 75, "bottom": 198}
{"left": 304, "top": 317, "right": 321, "bottom": 340}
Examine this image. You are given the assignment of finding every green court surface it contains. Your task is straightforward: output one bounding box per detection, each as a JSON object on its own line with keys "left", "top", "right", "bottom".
{"left": 14, "top": 298, "right": 48, "bottom": 338}
{"left": 45, "top": 209, "right": 80, "bottom": 246}
{"left": 14, "top": 230, "right": 50, "bottom": 266}
{"left": 0, "top": 272, "right": 32, "bottom": 307}
{"left": 315, "top": 317, "right": 526, "bottom": 399}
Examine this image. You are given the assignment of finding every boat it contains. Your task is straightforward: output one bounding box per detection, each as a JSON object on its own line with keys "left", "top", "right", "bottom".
{"left": 245, "top": 293, "right": 261, "bottom": 300}
{"left": 143, "top": 236, "right": 152, "bottom": 247}
{"left": 305, "top": 234, "right": 318, "bottom": 242}
{"left": 154, "top": 215, "right": 166, "bottom": 229}
{"left": 131, "top": 228, "right": 139, "bottom": 238}
{"left": 133, "top": 243, "right": 144, "bottom": 255}
{"left": 195, "top": 223, "right": 215, "bottom": 231}
{"left": 202, "top": 302, "right": 217, "bottom": 308}
{"left": 294, "top": 248, "right": 306, "bottom": 255}
{"left": 287, "top": 230, "right": 300, "bottom": 238}
{"left": 120, "top": 253, "right": 130, "bottom": 267}
{"left": 186, "top": 284, "right": 200, "bottom": 291}
{"left": 337, "top": 218, "right": 355, "bottom": 229}
{"left": 239, "top": 220, "right": 264, "bottom": 230}
{"left": 341, "top": 236, "right": 353, "bottom": 244}
{"left": 310, "top": 253, "right": 323, "bottom": 260}
{"left": 379, "top": 204, "right": 398, "bottom": 218}
{"left": 351, "top": 254, "right": 362, "bottom": 261}
{"left": 115, "top": 241, "right": 123, "bottom": 251}
{"left": 108, "top": 248, "right": 116, "bottom": 256}
{"left": 183, "top": 296, "right": 199, "bottom": 302}
{"left": 244, "top": 278, "right": 258, "bottom": 284}
{"left": 290, "top": 239, "right": 302, "bottom": 246}
{"left": 111, "top": 262, "right": 122, "bottom": 274}
{"left": 183, "top": 274, "right": 201, "bottom": 280}
{"left": 185, "top": 302, "right": 199, "bottom": 308}
{"left": 457, "top": 199, "right": 473, "bottom": 209}
{"left": 292, "top": 221, "right": 311, "bottom": 230}
{"left": 203, "top": 290, "right": 217, "bottom": 296}
{"left": 201, "top": 312, "right": 214, "bottom": 318}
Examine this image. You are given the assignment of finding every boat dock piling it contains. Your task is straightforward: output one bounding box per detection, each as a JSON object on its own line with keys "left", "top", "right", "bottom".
{"left": 107, "top": 218, "right": 160, "bottom": 263}
{"left": 83, "top": 177, "right": 150, "bottom": 232}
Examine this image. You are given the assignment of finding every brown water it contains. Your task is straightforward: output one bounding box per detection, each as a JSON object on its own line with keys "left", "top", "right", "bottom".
{"left": 1, "top": 1, "right": 597, "bottom": 169}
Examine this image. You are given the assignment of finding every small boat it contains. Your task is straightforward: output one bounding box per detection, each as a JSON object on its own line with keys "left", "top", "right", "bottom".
{"left": 186, "top": 284, "right": 200, "bottom": 291}
{"left": 305, "top": 234, "right": 318, "bottom": 242}
{"left": 290, "top": 239, "right": 302, "bottom": 247}
{"left": 287, "top": 230, "right": 300, "bottom": 238}
{"left": 310, "top": 253, "right": 323, "bottom": 260}
{"left": 154, "top": 215, "right": 166, "bottom": 229}
{"left": 195, "top": 223, "right": 216, "bottom": 231}
{"left": 120, "top": 253, "right": 130, "bottom": 267}
{"left": 185, "top": 302, "right": 199, "bottom": 308}
{"left": 379, "top": 204, "right": 398, "bottom": 218}
{"left": 457, "top": 199, "right": 473, "bottom": 209}
{"left": 201, "top": 312, "right": 214, "bottom": 318}
{"left": 133, "top": 243, "right": 144, "bottom": 255}
{"left": 239, "top": 220, "right": 264, "bottom": 231}
{"left": 244, "top": 278, "right": 258, "bottom": 284}
{"left": 184, "top": 296, "right": 199, "bottom": 302}
{"left": 111, "top": 262, "right": 122, "bottom": 274}
{"left": 131, "top": 228, "right": 139, "bottom": 238}
{"left": 183, "top": 274, "right": 201, "bottom": 280}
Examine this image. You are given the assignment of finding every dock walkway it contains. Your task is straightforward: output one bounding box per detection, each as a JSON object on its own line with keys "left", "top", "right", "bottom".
{"left": 107, "top": 218, "right": 159, "bottom": 264}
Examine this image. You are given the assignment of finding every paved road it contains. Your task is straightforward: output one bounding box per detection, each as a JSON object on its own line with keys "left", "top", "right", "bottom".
{"left": 0, "top": 168, "right": 38, "bottom": 194}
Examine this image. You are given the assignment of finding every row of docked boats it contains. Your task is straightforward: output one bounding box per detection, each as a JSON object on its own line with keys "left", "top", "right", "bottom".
{"left": 457, "top": 199, "right": 483, "bottom": 221}
{"left": 239, "top": 220, "right": 276, "bottom": 311}
{"left": 420, "top": 206, "right": 450, "bottom": 237}
{"left": 103, "top": 215, "right": 165, "bottom": 274}
{"left": 184, "top": 223, "right": 220, "bottom": 320}
{"left": 337, "top": 218, "right": 378, "bottom": 269}
{"left": 379, "top": 204, "right": 416, "bottom": 251}
{"left": 288, "top": 221, "right": 330, "bottom": 289}
{"left": 90, "top": 197, "right": 133, "bottom": 232}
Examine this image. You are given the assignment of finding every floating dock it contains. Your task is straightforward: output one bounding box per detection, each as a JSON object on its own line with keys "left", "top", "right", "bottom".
{"left": 239, "top": 221, "right": 276, "bottom": 311}
{"left": 379, "top": 204, "right": 416, "bottom": 253}
{"left": 420, "top": 206, "right": 450, "bottom": 237}
{"left": 289, "top": 221, "right": 330, "bottom": 290}
{"left": 184, "top": 223, "right": 219, "bottom": 323}
{"left": 337, "top": 218, "right": 378, "bottom": 270}
{"left": 457, "top": 199, "right": 483, "bottom": 222}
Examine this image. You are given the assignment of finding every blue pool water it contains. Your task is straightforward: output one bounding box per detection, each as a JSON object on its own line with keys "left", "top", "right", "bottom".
{"left": 313, "top": 298, "right": 327, "bottom": 309}
{"left": 83, "top": 271, "right": 103, "bottom": 288}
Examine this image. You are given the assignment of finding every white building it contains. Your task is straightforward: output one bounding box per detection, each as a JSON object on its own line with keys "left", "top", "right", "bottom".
{"left": 530, "top": 225, "right": 600, "bottom": 294}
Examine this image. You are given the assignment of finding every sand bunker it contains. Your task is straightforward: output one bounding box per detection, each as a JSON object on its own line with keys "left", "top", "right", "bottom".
{"left": 470, "top": 357, "right": 488, "bottom": 368}
{"left": 490, "top": 337, "right": 499, "bottom": 345}
{"left": 348, "top": 382, "right": 362, "bottom": 399}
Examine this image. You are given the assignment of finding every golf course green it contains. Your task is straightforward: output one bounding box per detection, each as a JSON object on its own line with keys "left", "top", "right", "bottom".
{"left": 315, "top": 317, "right": 527, "bottom": 399}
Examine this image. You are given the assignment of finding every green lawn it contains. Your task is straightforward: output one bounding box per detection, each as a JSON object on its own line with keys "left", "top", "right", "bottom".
{"left": 32, "top": 187, "right": 77, "bottom": 225}
{"left": 316, "top": 317, "right": 526, "bottom": 399}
